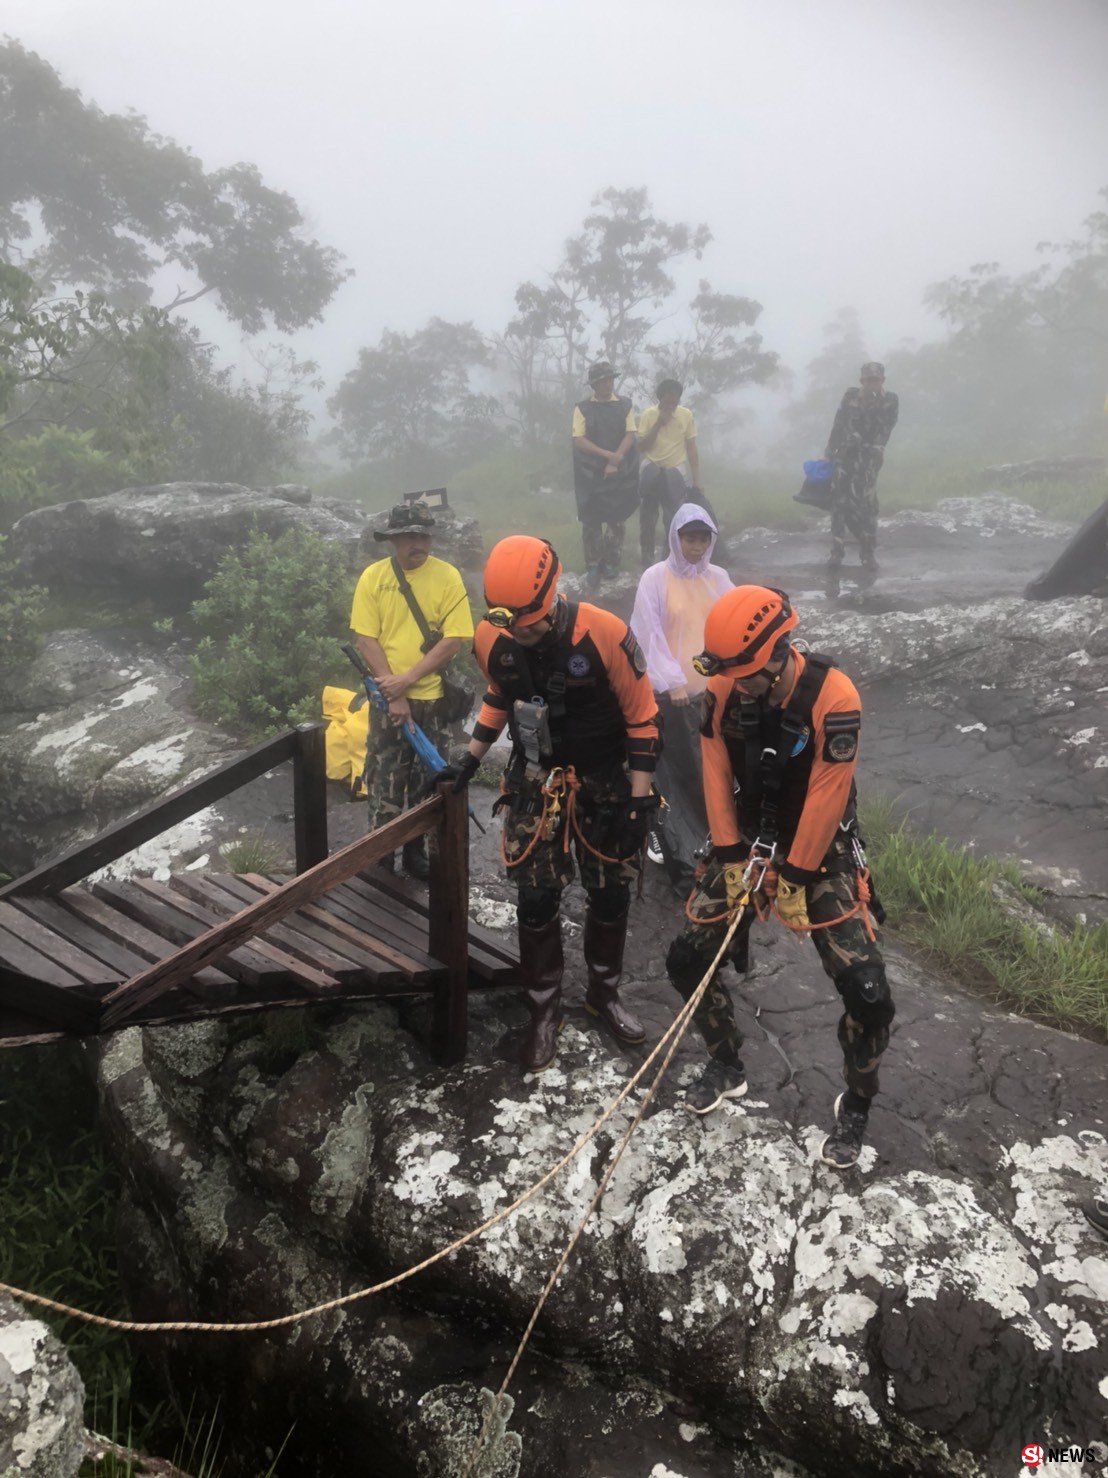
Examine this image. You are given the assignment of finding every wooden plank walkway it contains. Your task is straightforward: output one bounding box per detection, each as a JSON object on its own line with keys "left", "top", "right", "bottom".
{"left": 0, "top": 869, "right": 517, "bottom": 1044}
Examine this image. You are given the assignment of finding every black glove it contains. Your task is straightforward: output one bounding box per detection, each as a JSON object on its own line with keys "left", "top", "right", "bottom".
{"left": 614, "top": 793, "right": 659, "bottom": 858}
{"left": 423, "top": 752, "right": 479, "bottom": 796}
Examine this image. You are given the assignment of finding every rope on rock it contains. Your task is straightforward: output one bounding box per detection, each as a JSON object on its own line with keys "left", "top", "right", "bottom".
{"left": 460, "top": 907, "right": 744, "bottom": 1478}
{"left": 0, "top": 906, "right": 745, "bottom": 1340}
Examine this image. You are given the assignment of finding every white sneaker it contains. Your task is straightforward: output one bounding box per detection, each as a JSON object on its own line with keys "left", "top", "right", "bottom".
{"left": 645, "top": 830, "right": 664, "bottom": 865}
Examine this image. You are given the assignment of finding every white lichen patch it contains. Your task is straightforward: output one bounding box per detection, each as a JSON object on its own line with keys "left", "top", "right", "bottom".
{"left": 391, "top": 1134, "right": 464, "bottom": 1209}
{"left": 471, "top": 892, "right": 516, "bottom": 931}
{"left": 313, "top": 1089, "right": 375, "bottom": 1222}
{"left": 89, "top": 805, "right": 220, "bottom": 882}
{"left": 111, "top": 732, "right": 191, "bottom": 781}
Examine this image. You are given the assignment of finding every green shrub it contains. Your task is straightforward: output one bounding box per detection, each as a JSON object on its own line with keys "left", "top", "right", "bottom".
{"left": 0, "top": 533, "right": 46, "bottom": 690}
{"left": 189, "top": 525, "right": 355, "bottom": 737}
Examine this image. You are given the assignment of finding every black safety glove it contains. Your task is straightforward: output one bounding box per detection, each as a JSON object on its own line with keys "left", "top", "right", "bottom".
{"left": 422, "top": 752, "right": 479, "bottom": 796}
{"left": 614, "top": 793, "right": 660, "bottom": 858}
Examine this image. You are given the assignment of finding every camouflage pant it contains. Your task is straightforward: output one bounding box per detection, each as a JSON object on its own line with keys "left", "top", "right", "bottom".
{"left": 500, "top": 768, "right": 641, "bottom": 901}
{"left": 830, "top": 451, "right": 882, "bottom": 556}
{"left": 581, "top": 519, "right": 626, "bottom": 571}
{"left": 364, "top": 697, "right": 450, "bottom": 832}
{"left": 667, "top": 849, "right": 893, "bottom": 1096}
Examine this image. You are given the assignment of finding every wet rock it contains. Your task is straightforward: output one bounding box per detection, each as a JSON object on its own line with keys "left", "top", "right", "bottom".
{"left": 984, "top": 456, "right": 1106, "bottom": 485}
{"left": 7, "top": 482, "right": 368, "bottom": 610}
{"left": 0, "top": 632, "right": 236, "bottom": 875}
{"left": 97, "top": 900, "right": 1108, "bottom": 1477}
{"left": 0, "top": 1293, "right": 85, "bottom": 1477}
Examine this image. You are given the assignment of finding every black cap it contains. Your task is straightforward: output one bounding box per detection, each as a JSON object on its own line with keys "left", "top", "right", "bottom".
{"left": 373, "top": 502, "right": 437, "bottom": 540}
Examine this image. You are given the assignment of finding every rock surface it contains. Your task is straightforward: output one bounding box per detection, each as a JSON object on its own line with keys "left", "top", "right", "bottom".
{"left": 96, "top": 823, "right": 1108, "bottom": 1476}
{"left": 0, "top": 632, "right": 237, "bottom": 877}
{"left": 0, "top": 1293, "right": 85, "bottom": 1478}
{"left": 7, "top": 483, "right": 369, "bottom": 609}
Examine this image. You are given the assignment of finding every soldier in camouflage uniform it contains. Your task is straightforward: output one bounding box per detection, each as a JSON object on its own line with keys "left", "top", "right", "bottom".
{"left": 665, "top": 585, "right": 894, "bottom": 1168}
{"left": 433, "top": 535, "right": 661, "bottom": 1073}
{"left": 825, "top": 361, "right": 899, "bottom": 571}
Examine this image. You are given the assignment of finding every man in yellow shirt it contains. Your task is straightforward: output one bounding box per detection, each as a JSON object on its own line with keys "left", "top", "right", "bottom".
{"left": 350, "top": 502, "right": 475, "bottom": 877}
{"left": 571, "top": 360, "right": 640, "bottom": 589}
{"left": 636, "top": 378, "right": 705, "bottom": 566}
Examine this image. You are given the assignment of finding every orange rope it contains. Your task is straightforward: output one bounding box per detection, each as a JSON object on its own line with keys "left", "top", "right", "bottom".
{"left": 683, "top": 867, "right": 876, "bottom": 941}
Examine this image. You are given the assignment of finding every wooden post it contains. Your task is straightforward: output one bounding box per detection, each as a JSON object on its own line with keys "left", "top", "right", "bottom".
{"left": 293, "top": 722, "right": 329, "bottom": 873}
{"left": 427, "top": 786, "right": 470, "bottom": 1065}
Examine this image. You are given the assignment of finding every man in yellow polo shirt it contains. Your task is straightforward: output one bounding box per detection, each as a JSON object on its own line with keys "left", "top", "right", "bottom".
{"left": 350, "top": 502, "right": 474, "bottom": 877}
{"left": 637, "top": 378, "right": 706, "bottom": 566}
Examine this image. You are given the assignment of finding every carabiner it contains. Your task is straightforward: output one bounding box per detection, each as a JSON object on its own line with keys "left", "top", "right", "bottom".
{"left": 742, "top": 837, "right": 777, "bottom": 894}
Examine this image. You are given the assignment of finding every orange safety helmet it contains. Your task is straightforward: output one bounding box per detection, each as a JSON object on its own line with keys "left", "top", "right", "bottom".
{"left": 483, "top": 536, "right": 562, "bottom": 628}
{"left": 694, "top": 585, "right": 798, "bottom": 676}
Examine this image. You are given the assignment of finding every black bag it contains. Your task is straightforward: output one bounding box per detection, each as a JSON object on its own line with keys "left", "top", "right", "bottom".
{"left": 390, "top": 558, "right": 475, "bottom": 724}
{"left": 794, "top": 475, "right": 839, "bottom": 512}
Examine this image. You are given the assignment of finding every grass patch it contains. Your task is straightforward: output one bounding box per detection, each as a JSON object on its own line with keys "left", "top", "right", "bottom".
{"left": 862, "top": 796, "right": 1108, "bottom": 1037}
{"left": 219, "top": 833, "right": 289, "bottom": 874}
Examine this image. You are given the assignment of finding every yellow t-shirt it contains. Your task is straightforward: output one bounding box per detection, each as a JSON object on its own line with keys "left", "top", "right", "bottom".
{"left": 571, "top": 396, "right": 637, "bottom": 438}
{"left": 349, "top": 554, "right": 475, "bottom": 701}
{"left": 638, "top": 404, "right": 697, "bottom": 469}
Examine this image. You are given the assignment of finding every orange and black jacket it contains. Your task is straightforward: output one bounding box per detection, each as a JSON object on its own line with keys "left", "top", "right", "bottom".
{"left": 472, "top": 601, "right": 660, "bottom": 776}
{"left": 701, "top": 652, "right": 862, "bottom": 884}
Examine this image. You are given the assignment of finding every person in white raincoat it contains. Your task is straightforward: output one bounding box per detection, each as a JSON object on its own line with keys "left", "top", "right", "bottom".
{"left": 630, "top": 503, "right": 733, "bottom": 888}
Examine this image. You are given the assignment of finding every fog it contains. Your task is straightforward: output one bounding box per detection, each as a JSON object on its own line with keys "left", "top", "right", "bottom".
{"left": 4, "top": 0, "right": 1107, "bottom": 431}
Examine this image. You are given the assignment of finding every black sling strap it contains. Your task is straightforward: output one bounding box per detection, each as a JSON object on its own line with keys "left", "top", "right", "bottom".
{"left": 390, "top": 557, "right": 439, "bottom": 652}
{"left": 504, "top": 602, "right": 579, "bottom": 741}
{"left": 737, "top": 655, "right": 835, "bottom": 846}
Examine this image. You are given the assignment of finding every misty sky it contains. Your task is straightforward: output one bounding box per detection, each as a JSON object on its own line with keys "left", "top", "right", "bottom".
{"left": 5, "top": 0, "right": 1108, "bottom": 428}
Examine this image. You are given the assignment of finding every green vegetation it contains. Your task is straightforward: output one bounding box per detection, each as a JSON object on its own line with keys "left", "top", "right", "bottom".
{"left": 219, "top": 834, "right": 290, "bottom": 874}
{"left": 188, "top": 525, "right": 356, "bottom": 737}
{"left": 0, "top": 533, "right": 46, "bottom": 690}
{"left": 863, "top": 798, "right": 1108, "bottom": 1037}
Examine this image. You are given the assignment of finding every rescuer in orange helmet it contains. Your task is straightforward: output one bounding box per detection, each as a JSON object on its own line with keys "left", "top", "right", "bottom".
{"left": 665, "top": 584, "right": 894, "bottom": 1168}
{"left": 432, "top": 535, "right": 661, "bottom": 1073}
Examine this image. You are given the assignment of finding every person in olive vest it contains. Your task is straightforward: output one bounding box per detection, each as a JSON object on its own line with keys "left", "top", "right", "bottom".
{"left": 571, "top": 361, "right": 640, "bottom": 589}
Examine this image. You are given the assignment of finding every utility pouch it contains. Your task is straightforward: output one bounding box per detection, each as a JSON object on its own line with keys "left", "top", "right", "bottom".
{"left": 420, "top": 626, "right": 445, "bottom": 655}
{"left": 513, "top": 696, "right": 553, "bottom": 773}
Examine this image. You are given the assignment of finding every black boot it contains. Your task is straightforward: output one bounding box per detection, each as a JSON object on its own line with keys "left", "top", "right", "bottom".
{"left": 401, "top": 837, "right": 430, "bottom": 880}
{"left": 583, "top": 908, "right": 645, "bottom": 1044}
{"left": 519, "top": 916, "right": 564, "bottom": 1073}
{"left": 376, "top": 852, "right": 396, "bottom": 874}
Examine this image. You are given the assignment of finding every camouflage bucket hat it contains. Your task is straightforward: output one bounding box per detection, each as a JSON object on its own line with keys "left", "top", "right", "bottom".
{"left": 373, "top": 502, "right": 437, "bottom": 540}
{"left": 587, "top": 360, "right": 618, "bottom": 385}
{"left": 860, "top": 361, "right": 885, "bottom": 379}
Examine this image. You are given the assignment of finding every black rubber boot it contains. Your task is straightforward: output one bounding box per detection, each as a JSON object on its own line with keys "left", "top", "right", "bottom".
{"left": 583, "top": 909, "right": 645, "bottom": 1044}
{"left": 401, "top": 838, "right": 430, "bottom": 881}
{"left": 519, "top": 916, "right": 565, "bottom": 1073}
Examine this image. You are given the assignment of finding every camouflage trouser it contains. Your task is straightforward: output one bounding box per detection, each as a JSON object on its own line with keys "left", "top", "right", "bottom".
{"left": 666, "top": 848, "right": 893, "bottom": 1096}
{"left": 581, "top": 519, "right": 626, "bottom": 571}
{"left": 500, "top": 768, "right": 641, "bottom": 904}
{"left": 830, "top": 450, "right": 882, "bottom": 557}
{"left": 364, "top": 697, "right": 450, "bottom": 832}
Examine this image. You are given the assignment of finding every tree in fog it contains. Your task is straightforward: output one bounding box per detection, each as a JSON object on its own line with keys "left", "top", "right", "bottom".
{"left": 501, "top": 188, "right": 779, "bottom": 444}
{"left": 889, "top": 186, "right": 1108, "bottom": 459}
{"left": 0, "top": 40, "right": 348, "bottom": 331}
{"left": 0, "top": 42, "right": 345, "bottom": 518}
{"left": 780, "top": 307, "right": 868, "bottom": 457}
{"left": 327, "top": 318, "right": 498, "bottom": 465}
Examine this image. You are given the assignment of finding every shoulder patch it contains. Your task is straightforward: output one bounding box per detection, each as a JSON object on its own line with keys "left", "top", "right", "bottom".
{"left": 822, "top": 709, "right": 860, "bottom": 764}
{"left": 619, "top": 629, "right": 648, "bottom": 678}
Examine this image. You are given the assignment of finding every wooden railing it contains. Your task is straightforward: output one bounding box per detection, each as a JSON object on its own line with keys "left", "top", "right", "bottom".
{"left": 0, "top": 722, "right": 330, "bottom": 900}
{"left": 0, "top": 725, "right": 472, "bottom": 1063}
